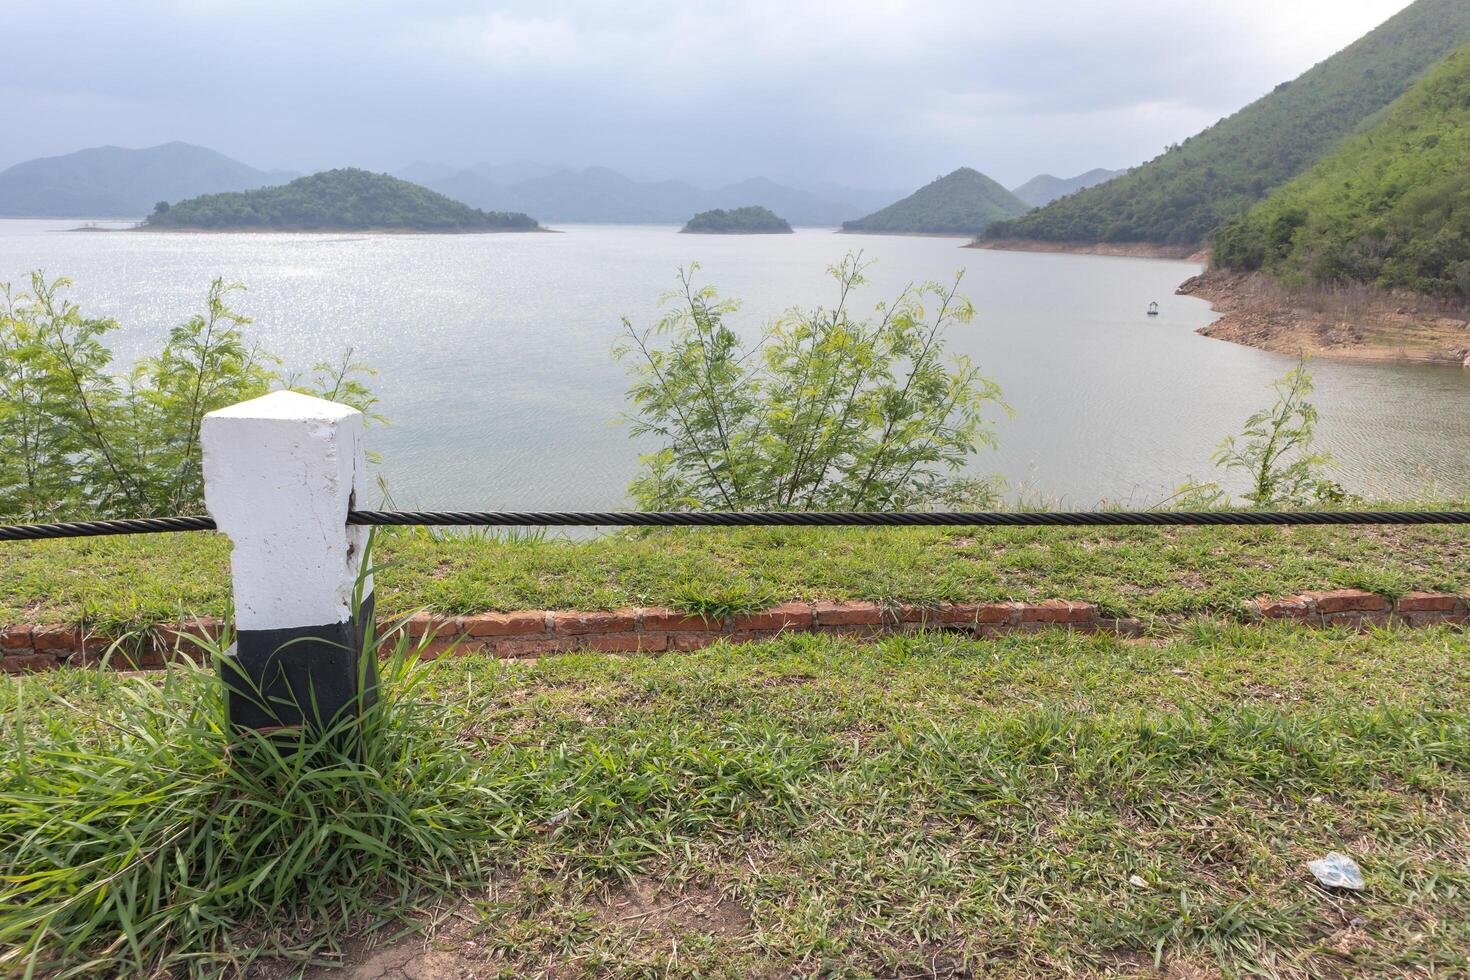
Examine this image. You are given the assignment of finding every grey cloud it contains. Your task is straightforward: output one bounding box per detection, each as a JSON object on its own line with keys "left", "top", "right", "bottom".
{"left": 1, "top": 0, "right": 1414, "bottom": 188}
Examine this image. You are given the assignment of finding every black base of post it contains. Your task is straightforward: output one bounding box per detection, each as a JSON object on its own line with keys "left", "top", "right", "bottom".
{"left": 224, "top": 592, "right": 378, "bottom": 735}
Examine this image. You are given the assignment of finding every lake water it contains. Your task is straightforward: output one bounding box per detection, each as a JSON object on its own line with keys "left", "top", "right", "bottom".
{"left": 3, "top": 219, "right": 1468, "bottom": 509}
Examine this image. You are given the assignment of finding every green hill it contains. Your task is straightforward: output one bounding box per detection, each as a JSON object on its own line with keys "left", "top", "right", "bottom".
{"left": 1213, "top": 44, "right": 1470, "bottom": 302}
{"left": 1010, "top": 168, "right": 1124, "bottom": 208}
{"left": 145, "top": 169, "right": 541, "bottom": 232}
{"left": 680, "top": 205, "right": 793, "bottom": 234}
{"left": 842, "top": 168, "right": 1027, "bottom": 235}
{"left": 984, "top": 0, "right": 1470, "bottom": 248}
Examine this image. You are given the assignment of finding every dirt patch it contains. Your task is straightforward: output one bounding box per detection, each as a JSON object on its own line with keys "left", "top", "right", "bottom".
{"left": 590, "top": 875, "right": 752, "bottom": 938}
{"left": 293, "top": 908, "right": 497, "bottom": 980}
{"left": 1178, "top": 269, "right": 1470, "bottom": 365}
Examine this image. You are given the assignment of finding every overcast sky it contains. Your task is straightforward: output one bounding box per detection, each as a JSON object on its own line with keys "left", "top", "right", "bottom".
{"left": 2, "top": 0, "right": 1416, "bottom": 190}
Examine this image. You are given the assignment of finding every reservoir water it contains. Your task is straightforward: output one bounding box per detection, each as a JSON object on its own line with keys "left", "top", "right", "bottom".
{"left": 3, "top": 220, "right": 1467, "bottom": 509}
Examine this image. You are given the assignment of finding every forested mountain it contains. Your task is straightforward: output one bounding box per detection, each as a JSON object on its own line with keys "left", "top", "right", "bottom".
{"left": 0, "top": 142, "right": 296, "bottom": 218}
{"left": 984, "top": 0, "right": 1470, "bottom": 247}
{"left": 681, "top": 206, "right": 793, "bottom": 234}
{"left": 842, "top": 168, "right": 1027, "bottom": 235}
{"left": 145, "top": 169, "right": 540, "bottom": 231}
{"left": 1010, "top": 168, "right": 1124, "bottom": 207}
{"left": 1213, "top": 43, "right": 1470, "bottom": 301}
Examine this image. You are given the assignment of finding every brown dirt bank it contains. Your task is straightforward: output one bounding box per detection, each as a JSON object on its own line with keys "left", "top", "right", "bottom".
{"left": 968, "top": 237, "right": 1206, "bottom": 261}
{"left": 836, "top": 229, "right": 974, "bottom": 239}
{"left": 1179, "top": 268, "right": 1470, "bottom": 365}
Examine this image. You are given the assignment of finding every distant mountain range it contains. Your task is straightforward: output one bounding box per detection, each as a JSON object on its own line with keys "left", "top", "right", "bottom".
{"left": 0, "top": 142, "right": 298, "bottom": 218}
{"left": 841, "top": 167, "right": 1028, "bottom": 235}
{"left": 0, "top": 141, "right": 912, "bottom": 226}
{"left": 986, "top": 0, "right": 1470, "bottom": 248}
{"left": 1010, "top": 168, "right": 1125, "bottom": 208}
{"left": 408, "top": 165, "right": 876, "bottom": 226}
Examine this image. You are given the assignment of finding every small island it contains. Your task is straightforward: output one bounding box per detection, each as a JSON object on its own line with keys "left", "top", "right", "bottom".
{"left": 144, "top": 168, "right": 542, "bottom": 232}
{"left": 680, "top": 205, "right": 793, "bottom": 234}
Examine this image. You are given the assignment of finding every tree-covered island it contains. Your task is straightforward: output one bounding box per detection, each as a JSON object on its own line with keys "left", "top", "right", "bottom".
{"left": 144, "top": 168, "right": 542, "bottom": 232}
{"left": 680, "top": 205, "right": 793, "bottom": 234}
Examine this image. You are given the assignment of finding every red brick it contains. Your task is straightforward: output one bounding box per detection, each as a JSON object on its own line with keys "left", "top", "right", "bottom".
{"left": 729, "top": 603, "right": 813, "bottom": 631}
{"left": 553, "top": 609, "right": 636, "bottom": 635}
{"left": 1020, "top": 599, "right": 1097, "bottom": 624}
{"left": 1, "top": 653, "right": 58, "bottom": 673}
{"left": 80, "top": 636, "right": 149, "bottom": 668}
{"left": 162, "top": 641, "right": 212, "bottom": 665}
{"left": 1396, "top": 592, "right": 1461, "bottom": 613}
{"left": 403, "top": 612, "right": 458, "bottom": 638}
{"left": 639, "top": 608, "right": 720, "bottom": 631}
{"left": 156, "top": 621, "right": 222, "bottom": 656}
{"left": 671, "top": 633, "right": 722, "bottom": 652}
{"left": 1306, "top": 589, "right": 1387, "bottom": 614}
{"left": 937, "top": 603, "right": 1019, "bottom": 625}
{"left": 586, "top": 633, "right": 667, "bottom": 653}
{"left": 463, "top": 611, "right": 545, "bottom": 637}
{"left": 491, "top": 637, "right": 563, "bottom": 658}
{"left": 30, "top": 625, "right": 80, "bottom": 652}
{"left": 0, "top": 626, "right": 32, "bottom": 650}
{"left": 1323, "top": 611, "right": 1390, "bottom": 629}
{"left": 415, "top": 637, "right": 462, "bottom": 661}
{"left": 813, "top": 601, "right": 883, "bottom": 627}
{"left": 108, "top": 647, "right": 166, "bottom": 670}
{"left": 1401, "top": 611, "right": 1467, "bottom": 628}
{"left": 1257, "top": 596, "right": 1313, "bottom": 618}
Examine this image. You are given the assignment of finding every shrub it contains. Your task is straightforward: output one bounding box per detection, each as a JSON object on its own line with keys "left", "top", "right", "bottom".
{"left": 0, "top": 273, "right": 375, "bottom": 521}
{"left": 615, "top": 254, "right": 1004, "bottom": 510}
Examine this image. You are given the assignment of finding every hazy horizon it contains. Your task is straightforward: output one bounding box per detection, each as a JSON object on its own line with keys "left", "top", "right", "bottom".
{"left": 1, "top": 0, "right": 1420, "bottom": 191}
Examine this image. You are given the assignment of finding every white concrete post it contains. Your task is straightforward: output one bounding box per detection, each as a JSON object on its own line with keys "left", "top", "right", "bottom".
{"left": 201, "top": 390, "right": 376, "bottom": 732}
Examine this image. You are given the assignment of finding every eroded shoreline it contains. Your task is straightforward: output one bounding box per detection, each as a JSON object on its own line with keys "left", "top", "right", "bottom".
{"left": 1179, "top": 269, "right": 1470, "bottom": 366}
{"left": 967, "top": 237, "right": 1206, "bottom": 261}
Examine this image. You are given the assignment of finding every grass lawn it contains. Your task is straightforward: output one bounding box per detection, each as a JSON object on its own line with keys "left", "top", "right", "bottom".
{"left": 4, "top": 622, "right": 1469, "bottom": 976}
{"left": 2, "top": 520, "right": 1469, "bottom": 633}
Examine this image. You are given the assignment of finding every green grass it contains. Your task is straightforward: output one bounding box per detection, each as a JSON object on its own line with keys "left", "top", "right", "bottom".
{"left": 2, "top": 521, "right": 1469, "bottom": 635}
{"left": 0, "top": 628, "right": 505, "bottom": 978}
{"left": 4, "top": 624, "right": 1469, "bottom": 976}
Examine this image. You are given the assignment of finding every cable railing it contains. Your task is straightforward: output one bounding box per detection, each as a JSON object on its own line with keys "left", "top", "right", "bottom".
{"left": 5, "top": 508, "right": 1470, "bottom": 542}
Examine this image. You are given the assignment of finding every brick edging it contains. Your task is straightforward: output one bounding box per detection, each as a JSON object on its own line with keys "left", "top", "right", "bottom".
{"left": 2, "top": 589, "right": 1466, "bottom": 673}
{"left": 1253, "top": 589, "right": 1468, "bottom": 627}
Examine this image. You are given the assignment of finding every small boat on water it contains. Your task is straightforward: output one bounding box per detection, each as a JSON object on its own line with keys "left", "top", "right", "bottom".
{"left": 1146, "top": 301, "right": 1160, "bottom": 317}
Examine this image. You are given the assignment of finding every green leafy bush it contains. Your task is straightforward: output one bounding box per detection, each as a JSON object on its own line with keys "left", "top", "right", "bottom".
{"left": 616, "top": 254, "right": 1004, "bottom": 510}
{"left": 0, "top": 273, "right": 376, "bottom": 521}
{"left": 1177, "top": 361, "right": 1344, "bottom": 508}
